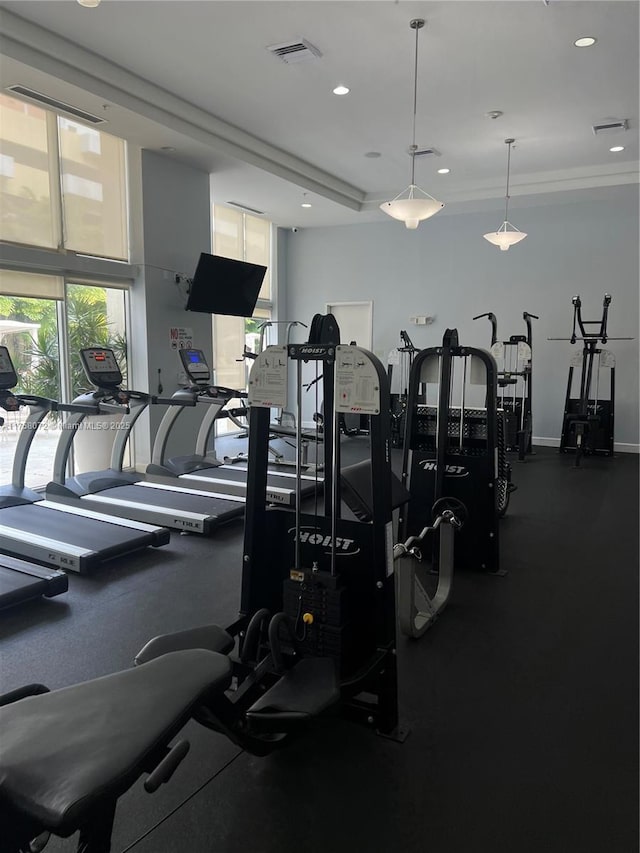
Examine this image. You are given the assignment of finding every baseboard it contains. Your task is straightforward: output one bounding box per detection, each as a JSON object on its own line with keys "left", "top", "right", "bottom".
{"left": 532, "top": 436, "right": 561, "bottom": 448}
{"left": 533, "top": 436, "right": 639, "bottom": 454}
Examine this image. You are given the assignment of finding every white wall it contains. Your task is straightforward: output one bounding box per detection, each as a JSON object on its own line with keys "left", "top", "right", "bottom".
{"left": 129, "top": 150, "right": 213, "bottom": 464}
{"left": 283, "top": 185, "right": 639, "bottom": 448}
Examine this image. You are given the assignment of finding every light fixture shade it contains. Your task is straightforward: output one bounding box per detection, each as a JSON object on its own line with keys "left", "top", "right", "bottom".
{"left": 77, "top": 0, "right": 100, "bottom": 6}
{"left": 380, "top": 186, "right": 444, "bottom": 229}
{"left": 483, "top": 221, "right": 527, "bottom": 251}
{"left": 380, "top": 20, "right": 444, "bottom": 230}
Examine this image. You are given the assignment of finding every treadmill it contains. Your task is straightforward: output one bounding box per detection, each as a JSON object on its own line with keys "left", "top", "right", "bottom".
{"left": 0, "top": 346, "right": 169, "bottom": 575}
{"left": 46, "top": 347, "right": 246, "bottom": 534}
{"left": 0, "top": 553, "right": 68, "bottom": 611}
{"left": 0, "top": 360, "right": 69, "bottom": 609}
{"left": 145, "top": 348, "right": 323, "bottom": 506}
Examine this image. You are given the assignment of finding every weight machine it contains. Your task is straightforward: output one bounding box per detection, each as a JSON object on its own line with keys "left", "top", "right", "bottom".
{"left": 0, "top": 321, "right": 408, "bottom": 852}
{"left": 473, "top": 311, "right": 538, "bottom": 460}
{"left": 401, "top": 329, "right": 512, "bottom": 575}
{"left": 550, "top": 294, "right": 631, "bottom": 466}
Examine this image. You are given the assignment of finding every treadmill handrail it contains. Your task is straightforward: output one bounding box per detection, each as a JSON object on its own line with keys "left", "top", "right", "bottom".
{"left": 0, "top": 391, "right": 56, "bottom": 413}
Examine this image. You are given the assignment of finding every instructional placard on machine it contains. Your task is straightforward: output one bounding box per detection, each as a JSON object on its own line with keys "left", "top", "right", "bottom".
{"left": 335, "top": 345, "right": 380, "bottom": 415}
{"left": 169, "top": 327, "right": 193, "bottom": 350}
{"left": 248, "top": 345, "right": 288, "bottom": 408}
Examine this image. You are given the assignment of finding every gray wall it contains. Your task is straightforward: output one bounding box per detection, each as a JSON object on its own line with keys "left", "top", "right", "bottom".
{"left": 283, "top": 185, "right": 639, "bottom": 448}
{"left": 130, "top": 151, "right": 213, "bottom": 465}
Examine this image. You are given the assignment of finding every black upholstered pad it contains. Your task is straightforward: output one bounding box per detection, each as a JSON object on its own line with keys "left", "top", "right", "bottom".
{"left": 135, "top": 624, "right": 235, "bottom": 665}
{"left": 247, "top": 658, "right": 339, "bottom": 722}
{"left": 0, "top": 649, "right": 231, "bottom": 833}
{"left": 341, "top": 460, "right": 410, "bottom": 522}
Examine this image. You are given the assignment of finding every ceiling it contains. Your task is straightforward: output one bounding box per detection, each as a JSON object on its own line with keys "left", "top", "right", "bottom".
{"left": 0, "top": 1, "right": 638, "bottom": 228}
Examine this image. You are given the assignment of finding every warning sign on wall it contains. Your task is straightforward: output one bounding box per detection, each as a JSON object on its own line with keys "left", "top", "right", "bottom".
{"left": 169, "top": 327, "right": 193, "bottom": 350}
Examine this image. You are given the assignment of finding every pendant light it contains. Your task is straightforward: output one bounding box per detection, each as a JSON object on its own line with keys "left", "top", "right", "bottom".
{"left": 380, "top": 19, "right": 444, "bottom": 229}
{"left": 483, "top": 138, "right": 527, "bottom": 251}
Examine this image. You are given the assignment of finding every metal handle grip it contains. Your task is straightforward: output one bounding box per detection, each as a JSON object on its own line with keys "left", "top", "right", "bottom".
{"left": 144, "top": 739, "right": 190, "bottom": 793}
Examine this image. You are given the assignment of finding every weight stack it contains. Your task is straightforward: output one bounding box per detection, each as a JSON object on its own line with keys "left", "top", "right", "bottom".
{"left": 283, "top": 570, "right": 361, "bottom": 674}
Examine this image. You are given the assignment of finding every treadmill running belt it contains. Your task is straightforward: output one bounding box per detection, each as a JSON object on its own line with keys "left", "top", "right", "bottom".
{"left": 187, "top": 467, "right": 322, "bottom": 497}
{"left": 0, "top": 504, "right": 163, "bottom": 571}
{"left": 93, "top": 485, "right": 245, "bottom": 520}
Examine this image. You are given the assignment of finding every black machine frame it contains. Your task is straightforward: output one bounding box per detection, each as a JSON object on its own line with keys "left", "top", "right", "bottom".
{"left": 388, "top": 329, "right": 419, "bottom": 449}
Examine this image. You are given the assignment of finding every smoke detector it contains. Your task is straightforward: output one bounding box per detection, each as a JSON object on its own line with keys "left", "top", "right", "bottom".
{"left": 267, "top": 39, "right": 322, "bottom": 64}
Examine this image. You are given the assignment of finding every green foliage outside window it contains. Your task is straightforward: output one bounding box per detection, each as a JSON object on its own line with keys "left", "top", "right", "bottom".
{"left": 0, "top": 287, "right": 127, "bottom": 409}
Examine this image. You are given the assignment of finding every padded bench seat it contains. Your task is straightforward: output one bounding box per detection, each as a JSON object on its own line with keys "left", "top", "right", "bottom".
{"left": 0, "top": 649, "right": 231, "bottom": 836}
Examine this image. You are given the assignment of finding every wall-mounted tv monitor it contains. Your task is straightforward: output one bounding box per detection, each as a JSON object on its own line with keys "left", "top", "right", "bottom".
{"left": 185, "top": 253, "right": 267, "bottom": 317}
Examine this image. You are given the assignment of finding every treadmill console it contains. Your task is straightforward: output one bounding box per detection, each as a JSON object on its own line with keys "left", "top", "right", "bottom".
{"left": 80, "top": 348, "right": 123, "bottom": 388}
{"left": 0, "top": 346, "right": 18, "bottom": 390}
{"left": 179, "top": 349, "right": 211, "bottom": 385}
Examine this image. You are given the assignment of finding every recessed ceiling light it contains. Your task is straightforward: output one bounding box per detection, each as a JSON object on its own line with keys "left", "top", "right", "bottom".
{"left": 77, "top": 0, "right": 100, "bottom": 6}
{"left": 609, "top": 146, "right": 625, "bottom": 152}
{"left": 301, "top": 203, "right": 312, "bottom": 208}
{"left": 333, "top": 85, "right": 350, "bottom": 96}
{"left": 574, "top": 36, "right": 597, "bottom": 47}
{"left": 364, "top": 151, "right": 381, "bottom": 158}
{"left": 161, "top": 146, "right": 176, "bottom": 153}
{"left": 437, "top": 168, "right": 450, "bottom": 174}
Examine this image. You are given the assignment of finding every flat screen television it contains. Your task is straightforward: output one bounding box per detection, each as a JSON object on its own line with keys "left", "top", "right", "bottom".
{"left": 185, "top": 253, "right": 267, "bottom": 317}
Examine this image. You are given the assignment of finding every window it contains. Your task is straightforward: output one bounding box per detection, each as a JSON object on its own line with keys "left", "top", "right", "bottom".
{"left": 0, "top": 93, "right": 128, "bottom": 259}
{"left": 0, "top": 273, "right": 129, "bottom": 485}
{"left": 0, "top": 93, "right": 132, "bottom": 484}
{"left": 0, "top": 95, "right": 56, "bottom": 248}
{"left": 211, "top": 206, "right": 273, "bottom": 435}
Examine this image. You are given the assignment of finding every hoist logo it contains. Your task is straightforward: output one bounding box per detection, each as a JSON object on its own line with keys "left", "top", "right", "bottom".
{"left": 418, "top": 461, "right": 469, "bottom": 477}
{"left": 288, "top": 526, "right": 360, "bottom": 556}
{"left": 298, "top": 346, "right": 325, "bottom": 355}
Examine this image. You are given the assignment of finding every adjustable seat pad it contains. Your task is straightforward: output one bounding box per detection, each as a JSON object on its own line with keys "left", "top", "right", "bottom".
{"left": 135, "top": 624, "right": 235, "bottom": 665}
{"left": 0, "top": 649, "right": 231, "bottom": 834}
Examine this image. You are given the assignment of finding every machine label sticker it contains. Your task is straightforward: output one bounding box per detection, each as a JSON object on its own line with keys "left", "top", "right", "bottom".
{"left": 418, "top": 461, "right": 470, "bottom": 477}
{"left": 248, "top": 346, "right": 288, "bottom": 409}
{"left": 335, "top": 345, "right": 380, "bottom": 415}
{"left": 289, "top": 526, "right": 360, "bottom": 556}
{"left": 48, "top": 552, "right": 79, "bottom": 570}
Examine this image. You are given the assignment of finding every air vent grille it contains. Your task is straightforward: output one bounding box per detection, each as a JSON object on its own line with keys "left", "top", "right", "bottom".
{"left": 226, "top": 201, "right": 265, "bottom": 216}
{"left": 6, "top": 85, "right": 106, "bottom": 125}
{"left": 413, "top": 147, "right": 441, "bottom": 157}
{"left": 592, "top": 119, "right": 628, "bottom": 135}
{"left": 267, "top": 39, "right": 322, "bottom": 64}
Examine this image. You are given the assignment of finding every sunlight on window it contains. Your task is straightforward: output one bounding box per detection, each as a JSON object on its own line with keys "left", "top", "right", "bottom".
{"left": 58, "top": 118, "right": 128, "bottom": 260}
{"left": 0, "top": 94, "right": 56, "bottom": 248}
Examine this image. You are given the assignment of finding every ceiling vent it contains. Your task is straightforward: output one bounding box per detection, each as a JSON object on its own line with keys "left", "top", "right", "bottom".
{"left": 592, "top": 118, "right": 628, "bottom": 135}
{"left": 6, "top": 85, "right": 106, "bottom": 125}
{"left": 226, "top": 201, "right": 265, "bottom": 216}
{"left": 267, "top": 39, "right": 322, "bottom": 64}
{"left": 413, "top": 147, "right": 441, "bottom": 157}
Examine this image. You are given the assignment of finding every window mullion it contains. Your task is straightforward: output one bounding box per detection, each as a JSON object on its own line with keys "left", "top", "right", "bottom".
{"left": 57, "top": 294, "right": 74, "bottom": 477}
{"left": 46, "top": 112, "right": 65, "bottom": 251}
